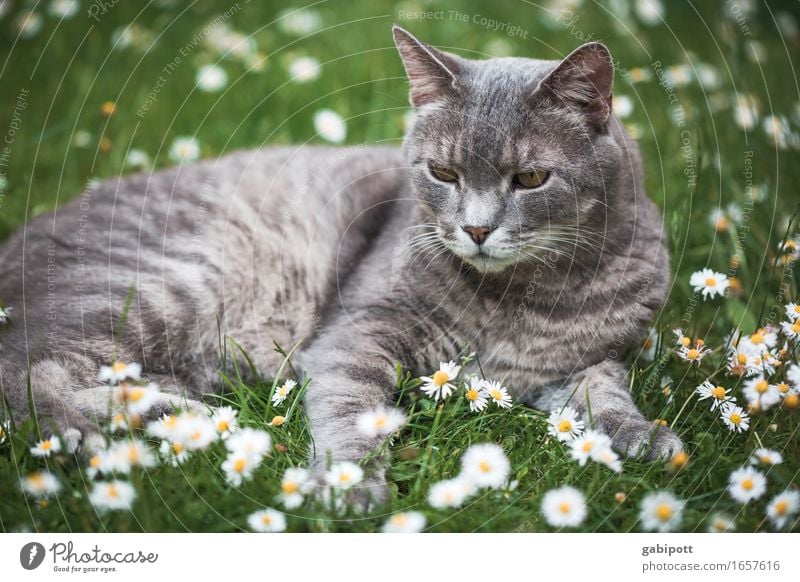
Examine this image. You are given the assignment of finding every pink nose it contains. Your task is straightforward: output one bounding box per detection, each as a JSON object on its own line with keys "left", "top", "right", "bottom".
{"left": 462, "top": 225, "right": 492, "bottom": 245}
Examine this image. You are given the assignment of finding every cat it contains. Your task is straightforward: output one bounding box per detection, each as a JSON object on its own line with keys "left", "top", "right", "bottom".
{"left": 0, "top": 26, "right": 681, "bottom": 502}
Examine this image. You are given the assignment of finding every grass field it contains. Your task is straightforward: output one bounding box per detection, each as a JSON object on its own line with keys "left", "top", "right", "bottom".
{"left": 1, "top": 0, "right": 799, "bottom": 533}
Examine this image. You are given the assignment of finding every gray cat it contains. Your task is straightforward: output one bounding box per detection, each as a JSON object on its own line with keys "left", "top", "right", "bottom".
{"left": 0, "top": 27, "right": 681, "bottom": 500}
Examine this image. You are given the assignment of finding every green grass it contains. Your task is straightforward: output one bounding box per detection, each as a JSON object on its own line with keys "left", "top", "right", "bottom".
{"left": 1, "top": 0, "right": 799, "bottom": 532}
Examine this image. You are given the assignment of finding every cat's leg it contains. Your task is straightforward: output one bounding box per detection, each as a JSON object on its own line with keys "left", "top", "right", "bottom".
{"left": 534, "top": 359, "right": 683, "bottom": 458}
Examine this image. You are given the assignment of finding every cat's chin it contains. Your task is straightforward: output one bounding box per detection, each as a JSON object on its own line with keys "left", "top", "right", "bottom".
{"left": 463, "top": 253, "right": 518, "bottom": 274}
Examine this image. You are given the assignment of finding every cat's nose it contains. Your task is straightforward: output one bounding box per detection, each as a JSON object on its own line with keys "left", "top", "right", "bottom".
{"left": 462, "top": 225, "right": 492, "bottom": 245}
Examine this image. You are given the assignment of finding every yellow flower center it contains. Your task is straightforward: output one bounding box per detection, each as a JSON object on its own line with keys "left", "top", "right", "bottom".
{"left": 671, "top": 452, "right": 689, "bottom": 467}
{"left": 128, "top": 389, "right": 144, "bottom": 402}
{"left": 559, "top": 502, "right": 571, "bottom": 514}
{"left": 655, "top": 504, "right": 673, "bottom": 521}
{"left": 751, "top": 332, "right": 764, "bottom": 344}
{"left": 375, "top": 416, "right": 387, "bottom": 428}
{"left": 172, "top": 442, "right": 184, "bottom": 453}
{"left": 490, "top": 389, "right": 502, "bottom": 401}
{"left": 391, "top": 514, "right": 407, "bottom": 526}
{"left": 339, "top": 473, "right": 351, "bottom": 483}
{"left": 29, "top": 474, "right": 44, "bottom": 487}
{"left": 271, "top": 416, "right": 285, "bottom": 426}
{"left": 737, "top": 352, "right": 748, "bottom": 364}
{"left": 774, "top": 500, "right": 789, "bottom": 516}
{"left": 711, "top": 386, "right": 726, "bottom": 399}
{"left": 793, "top": 321, "right": 800, "bottom": 333}
{"left": 164, "top": 415, "right": 177, "bottom": 428}
{"left": 759, "top": 455, "right": 772, "bottom": 464}
{"left": 558, "top": 420, "right": 572, "bottom": 433}
{"left": 278, "top": 387, "right": 288, "bottom": 397}
{"left": 111, "top": 361, "right": 127, "bottom": 373}
{"left": 582, "top": 441, "right": 593, "bottom": 452}
{"left": 108, "top": 485, "right": 118, "bottom": 498}
{"left": 479, "top": 460, "right": 491, "bottom": 473}
{"left": 233, "top": 458, "right": 247, "bottom": 473}
{"left": 90, "top": 455, "right": 101, "bottom": 469}
{"left": 777, "top": 383, "right": 789, "bottom": 394}
{"left": 262, "top": 515, "right": 272, "bottom": 525}
{"left": 794, "top": 305, "right": 800, "bottom": 314}
{"left": 128, "top": 448, "right": 140, "bottom": 462}
{"left": 432, "top": 371, "right": 449, "bottom": 386}
{"left": 642, "top": 338, "right": 653, "bottom": 349}
{"left": 755, "top": 380, "right": 769, "bottom": 394}
{"left": 730, "top": 413, "right": 742, "bottom": 425}
{"left": 741, "top": 478, "right": 753, "bottom": 491}
{"left": 785, "top": 394, "right": 799, "bottom": 408}
{"left": 217, "top": 420, "right": 229, "bottom": 432}
{"left": 466, "top": 389, "right": 479, "bottom": 401}
{"left": 282, "top": 482, "right": 299, "bottom": 494}
{"left": 687, "top": 348, "right": 700, "bottom": 360}
{"left": 191, "top": 431, "right": 201, "bottom": 441}
{"left": 41, "top": 440, "right": 52, "bottom": 451}
{"left": 705, "top": 277, "right": 717, "bottom": 287}
{"left": 680, "top": 336, "right": 691, "bottom": 347}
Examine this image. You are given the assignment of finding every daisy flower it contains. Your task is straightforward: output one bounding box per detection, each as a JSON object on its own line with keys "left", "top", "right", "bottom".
{"left": 125, "top": 149, "right": 151, "bottom": 169}
{"left": 720, "top": 403, "right": 750, "bottom": 433}
{"left": 785, "top": 303, "right": 800, "bottom": 321}
{"left": 211, "top": 406, "right": 238, "bottom": 438}
{"left": 788, "top": 363, "right": 800, "bottom": 386}
{"left": 749, "top": 448, "right": 783, "bottom": 467}
{"left": 247, "top": 508, "right": 287, "bottom": 532}
{"left": 728, "top": 466, "right": 767, "bottom": 503}
{"left": 460, "top": 443, "right": 510, "bottom": 489}
{"left": 766, "top": 490, "right": 800, "bottom": 529}
{"left": 660, "top": 376, "right": 674, "bottom": 404}
{"left": 174, "top": 413, "right": 218, "bottom": 451}
{"left": 109, "top": 412, "right": 128, "bottom": 433}
{"left": 355, "top": 406, "right": 406, "bottom": 438}
{"left": 569, "top": 430, "right": 612, "bottom": 467}
{"left": 195, "top": 64, "right": 228, "bottom": 92}
{"left": 278, "top": 8, "right": 322, "bottom": 35}
{"left": 50, "top": 0, "right": 79, "bottom": 19}
{"left": 541, "top": 486, "right": 587, "bottom": 528}
{"left": 324, "top": 461, "right": 363, "bottom": 490}
{"left": 225, "top": 427, "right": 271, "bottom": 458}
{"left": 726, "top": 346, "right": 761, "bottom": 377}
{"left": 464, "top": 376, "right": 489, "bottom": 412}
{"left": 485, "top": 380, "right": 513, "bottom": 409}
{"left": 280, "top": 467, "right": 311, "bottom": 509}
{"left": 382, "top": 511, "right": 427, "bottom": 533}
{"left": 99, "top": 361, "right": 142, "bottom": 384}
{"left": 743, "top": 377, "right": 781, "bottom": 410}
{"left": 639, "top": 491, "right": 685, "bottom": 532}
{"left": 427, "top": 477, "right": 472, "bottom": 509}
{"left": 740, "top": 328, "right": 778, "bottom": 353}
{"left": 31, "top": 435, "right": 61, "bottom": 458}
{"left": 313, "top": 109, "right": 347, "bottom": 144}
{"left": 270, "top": 415, "right": 286, "bottom": 427}
{"left": 115, "top": 382, "right": 161, "bottom": 416}
{"left": 546, "top": 406, "right": 585, "bottom": 442}
{"left": 222, "top": 452, "right": 259, "bottom": 487}
{"left": 695, "top": 380, "right": 735, "bottom": 410}
{"left": 89, "top": 480, "right": 136, "bottom": 512}
{"left": 419, "top": 361, "right": 460, "bottom": 401}
{"left": 639, "top": 327, "right": 658, "bottom": 361}
{"left": 169, "top": 136, "right": 201, "bottom": 163}
{"left": 689, "top": 269, "right": 729, "bottom": 300}
{"left": 108, "top": 439, "right": 157, "bottom": 472}
{"left": 158, "top": 440, "right": 190, "bottom": 466}
{"left": 594, "top": 446, "right": 623, "bottom": 473}
{"left": 271, "top": 379, "right": 297, "bottom": 406}
{"left": 146, "top": 413, "right": 180, "bottom": 441}
{"left": 677, "top": 342, "right": 712, "bottom": 364}
{"left": 707, "top": 513, "right": 736, "bottom": 533}
{"left": 288, "top": 56, "right": 321, "bottom": 83}
{"left": 672, "top": 328, "right": 692, "bottom": 348}
{"left": 20, "top": 471, "right": 62, "bottom": 498}
{"left": 780, "top": 319, "right": 800, "bottom": 340}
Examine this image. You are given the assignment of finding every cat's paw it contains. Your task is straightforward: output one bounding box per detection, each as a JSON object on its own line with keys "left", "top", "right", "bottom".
{"left": 603, "top": 417, "right": 683, "bottom": 460}
{"left": 309, "top": 463, "right": 388, "bottom": 513}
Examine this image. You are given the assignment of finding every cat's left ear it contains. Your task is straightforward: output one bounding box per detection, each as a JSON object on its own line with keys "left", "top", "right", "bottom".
{"left": 531, "top": 42, "right": 614, "bottom": 129}
{"left": 392, "top": 25, "right": 463, "bottom": 107}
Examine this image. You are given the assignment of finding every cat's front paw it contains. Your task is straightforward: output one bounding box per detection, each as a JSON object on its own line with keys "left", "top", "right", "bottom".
{"left": 600, "top": 416, "right": 683, "bottom": 460}
{"left": 310, "top": 462, "right": 388, "bottom": 513}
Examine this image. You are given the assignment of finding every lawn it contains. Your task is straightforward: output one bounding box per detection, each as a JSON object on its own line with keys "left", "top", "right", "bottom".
{"left": 0, "top": 0, "right": 799, "bottom": 533}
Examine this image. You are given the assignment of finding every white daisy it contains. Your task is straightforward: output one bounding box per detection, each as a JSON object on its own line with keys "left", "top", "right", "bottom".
{"left": 211, "top": 406, "right": 238, "bottom": 438}
{"left": 569, "top": 430, "right": 612, "bottom": 467}
{"left": 594, "top": 446, "right": 623, "bottom": 473}
{"left": 766, "top": 490, "right": 800, "bottom": 529}
{"left": 195, "top": 64, "right": 228, "bottom": 92}
{"left": 546, "top": 406, "right": 585, "bottom": 442}
{"left": 20, "top": 471, "right": 62, "bottom": 498}
{"left": 689, "top": 269, "right": 729, "bottom": 299}
{"left": 169, "top": 136, "right": 201, "bottom": 163}
{"left": 677, "top": 343, "right": 712, "bottom": 364}
{"left": 324, "top": 461, "right": 363, "bottom": 490}
{"left": 146, "top": 413, "right": 180, "bottom": 441}
{"left": 271, "top": 379, "right": 297, "bottom": 406}
{"left": 785, "top": 303, "right": 800, "bottom": 322}
{"left": 278, "top": 8, "right": 322, "bottom": 35}
{"left": 660, "top": 376, "right": 674, "bottom": 404}
{"left": 485, "top": 380, "right": 513, "bottom": 409}
{"left": 31, "top": 435, "right": 61, "bottom": 458}
{"left": 419, "top": 361, "right": 461, "bottom": 401}
{"left": 788, "top": 363, "right": 800, "bottom": 386}
{"left": 247, "top": 508, "right": 287, "bottom": 532}
{"left": 288, "top": 56, "right": 321, "bottom": 83}
{"left": 464, "top": 376, "right": 489, "bottom": 412}
{"left": 109, "top": 412, "right": 128, "bottom": 433}
{"left": 460, "top": 443, "right": 510, "bottom": 489}
{"left": 16, "top": 10, "right": 43, "bottom": 38}
{"left": 720, "top": 403, "right": 750, "bottom": 433}
{"left": 635, "top": 0, "right": 664, "bottom": 26}
{"left": 780, "top": 318, "right": 800, "bottom": 340}
{"left": 116, "top": 383, "right": 161, "bottom": 416}
{"left": 541, "top": 486, "right": 587, "bottom": 528}
{"left": 639, "top": 327, "right": 658, "bottom": 361}
{"left": 382, "top": 511, "right": 427, "bottom": 533}
{"left": 727, "top": 345, "right": 761, "bottom": 377}
{"left": 355, "top": 406, "right": 406, "bottom": 438}
{"left": 222, "top": 451, "right": 259, "bottom": 487}
{"left": 707, "top": 513, "right": 736, "bottom": 533}
{"left": 225, "top": 427, "right": 271, "bottom": 458}
{"left": 108, "top": 439, "right": 157, "bottom": 473}
{"left": 695, "top": 380, "right": 735, "bottom": 410}
{"left": 728, "top": 466, "right": 767, "bottom": 503}
{"left": 99, "top": 361, "right": 142, "bottom": 384}
{"left": 313, "top": 109, "right": 347, "bottom": 144}
{"left": 50, "top": 0, "right": 79, "bottom": 19}
{"left": 280, "top": 467, "right": 311, "bottom": 509}
{"left": 158, "top": 440, "right": 190, "bottom": 466}
{"left": 89, "top": 480, "right": 136, "bottom": 512}
{"left": 672, "top": 328, "right": 692, "bottom": 347}
{"left": 639, "top": 491, "right": 685, "bottom": 532}
{"left": 749, "top": 448, "right": 783, "bottom": 467}
{"left": 743, "top": 377, "right": 781, "bottom": 410}
{"left": 427, "top": 477, "right": 472, "bottom": 509}
{"left": 612, "top": 94, "right": 634, "bottom": 118}
{"left": 740, "top": 328, "right": 778, "bottom": 353}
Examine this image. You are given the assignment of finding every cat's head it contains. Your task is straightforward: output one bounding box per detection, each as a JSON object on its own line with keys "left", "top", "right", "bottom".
{"left": 393, "top": 26, "right": 624, "bottom": 273}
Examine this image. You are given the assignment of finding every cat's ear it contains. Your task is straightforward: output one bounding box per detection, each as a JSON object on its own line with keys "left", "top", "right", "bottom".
{"left": 531, "top": 42, "right": 614, "bottom": 128}
{"left": 392, "top": 25, "right": 462, "bottom": 107}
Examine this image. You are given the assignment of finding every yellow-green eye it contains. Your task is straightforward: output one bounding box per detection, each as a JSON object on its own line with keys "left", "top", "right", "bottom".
{"left": 429, "top": 165, "right": 459, "bottom": 183}
{"left": 513, "top": 170, "right": 550, "bottom": 189}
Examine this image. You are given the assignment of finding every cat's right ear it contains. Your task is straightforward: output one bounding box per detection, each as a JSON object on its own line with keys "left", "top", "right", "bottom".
{"left": 392, "top": 25, "right": 462, "bottom": 107}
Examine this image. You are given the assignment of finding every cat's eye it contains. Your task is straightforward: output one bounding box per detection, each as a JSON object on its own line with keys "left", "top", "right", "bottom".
{"left": 429, "top": 165, "right": 459, "bottom": 183}
{"left": 513, "top": 170, "right": 550, "bottom": 189}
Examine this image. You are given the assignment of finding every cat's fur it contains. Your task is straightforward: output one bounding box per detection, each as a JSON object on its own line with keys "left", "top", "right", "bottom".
{"left": 0, "top": 27, "right": 680, "bottom": 499}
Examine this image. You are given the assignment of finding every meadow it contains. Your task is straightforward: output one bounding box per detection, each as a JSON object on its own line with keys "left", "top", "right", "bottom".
{"left": 0, "top": 0, "right": 799, "bottom": 532}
